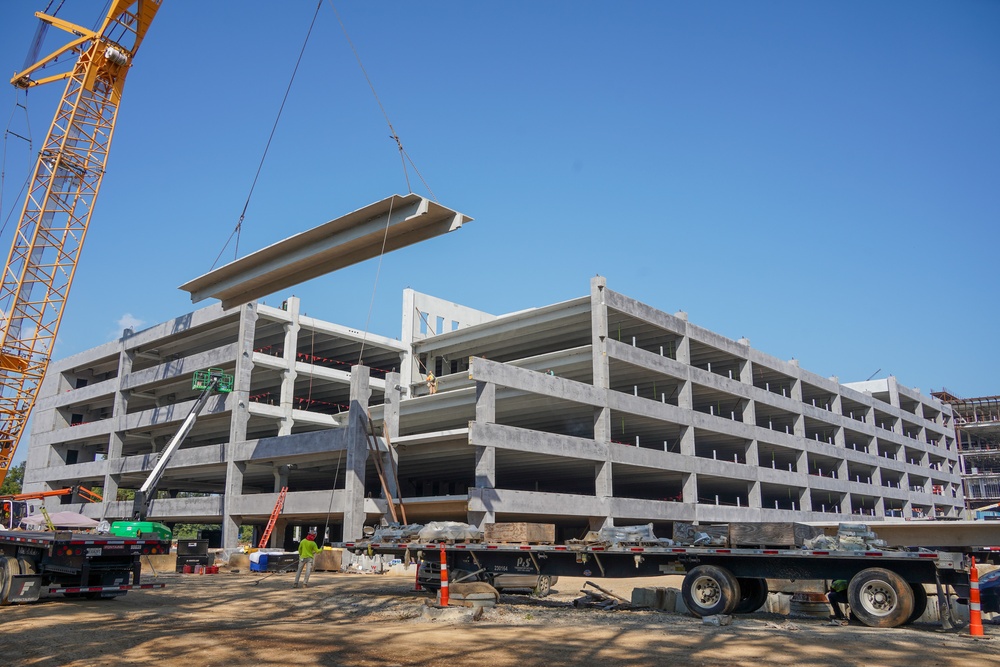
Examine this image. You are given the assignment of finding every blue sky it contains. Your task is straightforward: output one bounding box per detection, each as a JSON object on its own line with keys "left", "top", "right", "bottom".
{"left": 1, "top": 1, "right": 997, "bottom": 465}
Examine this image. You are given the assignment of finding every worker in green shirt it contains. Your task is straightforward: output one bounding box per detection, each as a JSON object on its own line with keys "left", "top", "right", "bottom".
{"left": 293, "top": 532, "right": 321, "bottom": 588}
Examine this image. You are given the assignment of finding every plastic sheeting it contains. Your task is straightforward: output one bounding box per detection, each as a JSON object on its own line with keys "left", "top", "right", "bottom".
{"left": 416, "top": 521, "right": 482, "bottom": 542}
{"left": 20, "top": 512, "right": 99, "bottom": 529}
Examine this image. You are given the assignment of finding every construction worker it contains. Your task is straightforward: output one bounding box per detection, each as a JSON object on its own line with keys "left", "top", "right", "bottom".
{"left": 426, "top": 372, "right": 438, "bottom": 395}
{"left": 827, "top": 579, "right": 849, "bottom": 624}
{"left": 293, "top": 532, "right": 320, "bottom": 588}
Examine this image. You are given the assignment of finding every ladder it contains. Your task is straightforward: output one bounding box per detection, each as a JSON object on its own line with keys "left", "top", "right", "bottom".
{"left": 258, "top": 487, "right": 288, "bottom": 548}
{"left": 40, "top": 506, "right": 55, "bottom": 531}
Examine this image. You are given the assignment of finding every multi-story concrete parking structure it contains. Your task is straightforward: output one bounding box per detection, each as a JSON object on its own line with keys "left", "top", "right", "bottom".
{"left": 22, "top": 277, "right": 964, "bottom": 548}
{"left": 932, "top": 391, "right": 1000, "bottom": 512}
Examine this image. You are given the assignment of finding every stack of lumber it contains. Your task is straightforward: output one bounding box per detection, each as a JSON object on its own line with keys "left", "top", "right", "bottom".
{"left": 672, "top": 522, "right": 825, "bottom": 548}
{"left": 484, "top": 522, "right": 555, "bottom": 544}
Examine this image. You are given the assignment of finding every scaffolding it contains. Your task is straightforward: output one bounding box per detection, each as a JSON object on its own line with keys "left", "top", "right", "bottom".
{"left": 933, "top": 391, "right": 1000, "bottom": 506}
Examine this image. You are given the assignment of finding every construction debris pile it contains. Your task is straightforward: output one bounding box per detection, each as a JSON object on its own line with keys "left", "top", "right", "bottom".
{"left": 368, "top": 521, "right": 891, "bottom": 550}
{"left": 802, "top": 523, "right": 892, "bottom": 551}
{"left": 572, "top": 581, "right": 632, "bottom": 610}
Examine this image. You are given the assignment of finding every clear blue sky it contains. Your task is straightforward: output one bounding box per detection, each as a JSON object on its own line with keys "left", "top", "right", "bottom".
{"left": 1, "top": 1, "right": 997, "bottom": 466}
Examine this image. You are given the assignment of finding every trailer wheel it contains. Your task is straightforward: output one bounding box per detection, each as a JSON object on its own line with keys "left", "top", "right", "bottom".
{"left": 848, "top": 568, "right": 914, "bottom": 628}
{"left": 682, "top": 565, "right": 739, "bottom": 617}
{"left": 0, "top": 556, "right": 22, "bottom": 605}
{"left": 733, "top": 577, "right": 769, "bottom": 614}
{"left": 15, "top": 556, "right": 36, "bottom": 577}
{"left": 905, "top": 583, "right": 928, "bottom": 625}
{"left": 532, "top": 575, "right": 553, "bottom": 598}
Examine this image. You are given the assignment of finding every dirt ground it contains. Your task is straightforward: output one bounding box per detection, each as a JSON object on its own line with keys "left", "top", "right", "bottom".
{"left": 2, "top": 570, "right": 996, "bottom": 667}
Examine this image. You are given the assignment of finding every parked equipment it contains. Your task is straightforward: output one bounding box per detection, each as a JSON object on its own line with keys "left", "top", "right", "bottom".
{"left": 343, "top": 534, "right": 971, "bottom": 629}
{"left": 110, "top": 368, "right": 233, "bottom": 541}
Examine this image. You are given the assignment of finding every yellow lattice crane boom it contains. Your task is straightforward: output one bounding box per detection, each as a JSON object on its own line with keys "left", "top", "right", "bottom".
{"left": 0, "top": 1, "right": 161, "bottom": 485}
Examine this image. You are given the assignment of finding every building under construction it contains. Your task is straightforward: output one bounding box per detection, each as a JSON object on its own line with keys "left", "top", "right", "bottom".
{"left": 932, "top": 391, "right": 1000, "bottom": 512}
{"left": 22, "top": 276, "right": 965, "bottom": 548}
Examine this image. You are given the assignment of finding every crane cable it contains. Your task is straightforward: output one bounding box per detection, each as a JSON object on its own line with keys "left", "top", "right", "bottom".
{"left": 326, "top": 0, "right": 437, "bottom": 203}
{"left": 210, "top": 0, "right": 323, "bottom": 271}
{"left": 0, "top": 91, "right": 34, "bottom": 240}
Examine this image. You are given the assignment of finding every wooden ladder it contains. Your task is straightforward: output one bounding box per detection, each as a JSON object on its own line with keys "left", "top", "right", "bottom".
{"left": 258, "top": 487, "right": 288, "bottom": 548}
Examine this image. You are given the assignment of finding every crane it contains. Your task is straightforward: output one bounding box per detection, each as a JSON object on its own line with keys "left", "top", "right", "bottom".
{"left": 0, "top": 0, "right": 161, "bottom": 486}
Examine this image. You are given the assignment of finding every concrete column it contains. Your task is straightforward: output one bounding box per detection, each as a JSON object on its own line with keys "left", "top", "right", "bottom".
{"left": 790, "top": 370, "right": 802, "bottom": 402}
{"left": 887, "top": 377, "right": 901, "bottom": 408}
{"left": 742, "top": 399, "right": 756, "bottom": 426}
{"left": 468, "top": 445, "right": 496, "bottom": 528}
{"left": 745, "top": 439, "right": 759, "bottom": 466}
{"left": 840, "top": 492, "right": 853, "bottom": 516}
{"left": 799, "top": 487, "right": 812, "bottom": 512}
{"left": 795, "top": 449, "right": 807, "bottom": 474}
{"left": 833, "top": 425, "right": 846, "bottom": 449}
{"left": 343, "top": 365, "right": 372, "bottom": 541}
{"left": 380, "top": 372, "right": 402, "bottom": 500}
{"left": 592, "top": 457, "right": 613, "bottom": 530}
{"left": 103, "top": 344, "right": 135, "bottom": 506}
{"left": 469, "top": 378, "right": 497, "bottom": 527}
{"left": 268, "top": 518, "right": 288, "bottom": 548}
{"left": 277, "top": 297, "right": 300, "bottom": 436}
{"left": 679, "top": 425, "right": 695, "bottom": 456}
{"left": 748, "top": 479, "right": 761, "bottom": 508}
{"left": 274, "top": 465, "right": 291, "bottom": 492}
{"left": 223, "top": 302, "right": 257, "bottom": 549}
{"left": 682, "top": 472, "right": 697, "bottom": 504}
{"left": 591, "top": 277, "right": 611, "bottom": 445}
{"left": 476, "top": 381, "right": 495, "bottom": 423}
{"left": 831, "top": 392, "right": 843, "bottom": 417}
{"left": 738, "top": 357, "right": 752, "bottom": 384}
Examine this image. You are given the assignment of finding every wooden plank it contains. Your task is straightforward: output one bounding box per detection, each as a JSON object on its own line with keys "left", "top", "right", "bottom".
{"left": 672, "top": 522, "right": 729, "bottom": 546}
{"left": 484, "top": 522, "right": 555, "bottom": 544}
{"left": 728, "top": 522, "right": 824, "bottom": 548}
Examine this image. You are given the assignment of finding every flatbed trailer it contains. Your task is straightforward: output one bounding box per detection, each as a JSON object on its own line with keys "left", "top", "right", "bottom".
{"left": 341, "top": 539, "right": 971, "bottom": 629}
{"left": 0, "top": 529, "right": 170, "bottom": 605}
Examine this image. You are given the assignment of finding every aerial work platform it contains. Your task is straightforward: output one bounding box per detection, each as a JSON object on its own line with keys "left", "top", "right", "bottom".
{"left": 181, "top": 194, "right": 472, "bottom": 308}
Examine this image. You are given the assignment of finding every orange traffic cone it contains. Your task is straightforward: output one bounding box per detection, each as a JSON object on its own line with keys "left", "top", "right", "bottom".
{"left": 970, "top": 556, "right": 984, "bottom": 637}
{"left": 439, "top": 544, "right": 449, "bottom": 607}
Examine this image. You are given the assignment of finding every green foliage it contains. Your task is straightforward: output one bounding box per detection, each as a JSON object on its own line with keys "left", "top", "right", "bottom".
{"left": 173, "top": 523, "right": 220, "bottom": 539}
{"left": 0, "top": 462, "right": 25, "bottom": 495}
{"left": 239, "top": 525, "right": 253, "bottom": 542}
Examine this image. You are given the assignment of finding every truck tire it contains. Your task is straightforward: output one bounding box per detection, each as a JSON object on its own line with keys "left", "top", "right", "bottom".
{"left": 0, "top": 556, "right": 21, "bottom": 605}
{"left": 848, "top": 568, "right": 914, "bottom": 628}
{"left": 906, "top": 583, "right": 928, "bottom": 625}
{"left": 532, "top": 575, "right": 553, "bottom": 598}
{"left": 15, "top": 556, "right": 36, "bottom": 576}
{"left": 682, "top": 565, "right": 739, "bottom": 617}
{"left": 733, "top": 577, "right": 769, "bottom": 614}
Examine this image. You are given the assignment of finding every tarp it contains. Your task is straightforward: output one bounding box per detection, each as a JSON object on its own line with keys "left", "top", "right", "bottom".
{"left": 20, "top": 511, "right": 99, "bottom": 529}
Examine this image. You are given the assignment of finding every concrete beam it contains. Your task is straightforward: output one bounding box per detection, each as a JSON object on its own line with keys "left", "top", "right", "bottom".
{"left": 181, "top": 194, "right": 472, "bottom": 308}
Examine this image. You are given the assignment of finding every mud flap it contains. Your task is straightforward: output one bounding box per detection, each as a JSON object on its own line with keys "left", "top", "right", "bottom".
{"left": 9, "top": 575, "right": 42, "bottom": 604}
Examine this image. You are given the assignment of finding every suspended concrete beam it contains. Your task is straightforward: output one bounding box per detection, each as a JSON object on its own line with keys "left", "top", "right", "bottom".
{"left": 180, "top": 194, "right": 473, "bottom": 308}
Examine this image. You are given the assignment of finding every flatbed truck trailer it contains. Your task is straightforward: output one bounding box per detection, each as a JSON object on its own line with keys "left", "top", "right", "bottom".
{"left": 341, "top": 539, "right": 971, "bottom": 629}
{"left": 0, "top": 529, "right": 169, "bottom": 605}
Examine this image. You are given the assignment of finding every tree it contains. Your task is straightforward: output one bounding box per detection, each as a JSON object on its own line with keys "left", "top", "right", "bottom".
{"left": 0, "top": 462, "right": 25, "bottom": 495}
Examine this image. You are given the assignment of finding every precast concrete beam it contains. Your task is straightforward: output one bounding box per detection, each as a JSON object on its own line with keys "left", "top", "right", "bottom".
{"left": 469, "top": 422, "right": 607, "bottom": 462}
{"left": 181, "top": 194, "right": 473, "bottom": 308}
{"left": 468, "top": 488, "right": 607, "bottom": 517}
{"left": 470, "top": 357, "right": 605, "bottom": 407}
